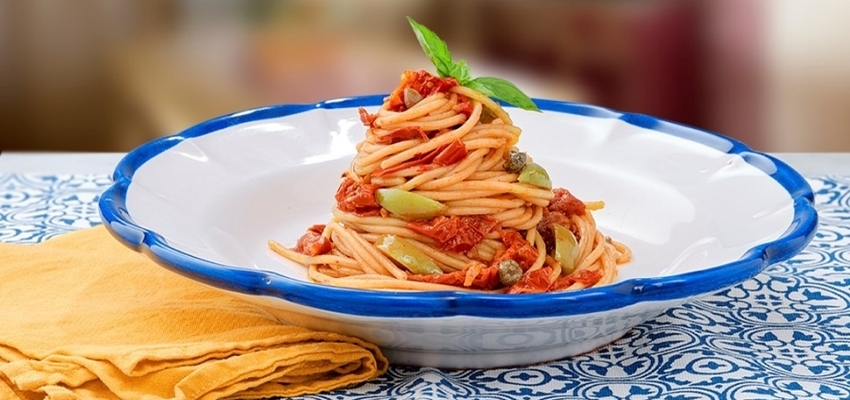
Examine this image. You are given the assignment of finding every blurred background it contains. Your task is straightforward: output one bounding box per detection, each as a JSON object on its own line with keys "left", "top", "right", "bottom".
{"left": 0, "top": 0, "right": 848, "bottom": 153}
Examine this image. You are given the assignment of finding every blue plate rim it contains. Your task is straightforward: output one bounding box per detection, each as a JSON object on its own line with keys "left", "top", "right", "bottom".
{"left": 98, "top": 95, "right": 818, "bottom": 318}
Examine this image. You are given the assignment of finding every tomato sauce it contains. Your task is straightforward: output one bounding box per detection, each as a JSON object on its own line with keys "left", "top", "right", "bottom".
{"left": 407, "top": 215, "right": 500, "bottom": 253}
{"left": 294, "top": 225, "right": 333, "bottom": 256}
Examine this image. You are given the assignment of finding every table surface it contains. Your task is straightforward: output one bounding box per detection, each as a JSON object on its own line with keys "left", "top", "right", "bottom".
{"left": 1, "top": 151, "right": 848, "bottom": 400}
{"left": 3, "top": 152, "right": 850, "bottom": 175}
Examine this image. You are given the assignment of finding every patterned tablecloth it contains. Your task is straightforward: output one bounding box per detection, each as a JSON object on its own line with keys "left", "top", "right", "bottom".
{"left": 1, "top": 172, "right": 848, "bottom": 400}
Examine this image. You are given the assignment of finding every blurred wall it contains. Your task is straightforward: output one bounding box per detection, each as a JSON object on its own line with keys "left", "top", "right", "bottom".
{"left": 766, "top": 0, "right": 850, "bottom": 152}
{"left": 0, "top": 0, "right": 848, "bottom": 153}
{"left": 0, "top": 0, "right": 175, "bottom": 151}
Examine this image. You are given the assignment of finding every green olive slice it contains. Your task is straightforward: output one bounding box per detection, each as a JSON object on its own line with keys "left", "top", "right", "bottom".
{"left": 376, "top": 188, "right": 446, "bottom": 220}
{"left": 553, "top": 223, "right": 579, "bottom": 274}
{"left": 375, "top": 234, "right": 442, "bottom": 275}
{"left": 517, "top": 162, "right": 552, "bottom": 189}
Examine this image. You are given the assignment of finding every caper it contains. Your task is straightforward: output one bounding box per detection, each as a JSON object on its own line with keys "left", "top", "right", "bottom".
{"left": 503, "top": 149, "right": 527, "bottom": 173}
{"left": 498, "top": 259, "right": 523, "bottom": 286}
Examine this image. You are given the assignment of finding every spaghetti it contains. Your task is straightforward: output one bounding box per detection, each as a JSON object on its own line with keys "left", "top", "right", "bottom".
{"left": 269, "top": 70, "right": 631, "bottom": 294}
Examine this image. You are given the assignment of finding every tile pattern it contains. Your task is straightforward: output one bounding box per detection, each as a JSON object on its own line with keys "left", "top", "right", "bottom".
{"left": 2, "top": 173, "right": 847, "bottom": 400}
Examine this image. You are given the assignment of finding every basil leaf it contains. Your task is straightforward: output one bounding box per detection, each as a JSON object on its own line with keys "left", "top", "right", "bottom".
{"left": 407, "top": 17, "right": 454, "bottom": 78}
{"left": 407, "top": 17, "right": 539, "bottom": 112}
{"left": 467, "top": 77, "right": 540, "bottom": 112}
{"left": 448, "top": 59, "right": 472, "bottom": 85}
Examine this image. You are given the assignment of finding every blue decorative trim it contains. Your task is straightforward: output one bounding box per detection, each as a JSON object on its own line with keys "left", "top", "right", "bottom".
{"left": 98, "top": 97, "right": 818, "bottom": 318}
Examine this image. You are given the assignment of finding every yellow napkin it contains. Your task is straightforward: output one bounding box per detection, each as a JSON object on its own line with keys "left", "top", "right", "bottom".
{"left": 0, "top": 226, "right": 388, "bottom": 400}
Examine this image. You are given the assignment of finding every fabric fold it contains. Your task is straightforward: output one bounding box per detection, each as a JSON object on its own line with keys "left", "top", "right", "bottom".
{"left": 0, "top": 226, "right": 388, "bottom": 400}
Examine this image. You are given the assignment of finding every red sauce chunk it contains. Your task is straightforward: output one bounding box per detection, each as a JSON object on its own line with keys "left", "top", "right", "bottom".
{"left": 506, "top": 266, "right": 553, "bottom": 294}
{"left": 386, "top": 70, "right": 459, "bottom": 112}
{"left": 548, "top": 188, "right": 586, "bottom": 217}
{"left": 373, "top": 140, "right": 466, "bottom": 177}
{"left": 492, "top": 229, "right": 539, "bottom": 271}
{"left": 550, "top": 268, "right": 603, "bottom": 291}
{"left": 407, "top": 215, "right": 500, "bottom": 253}
{"left": 453, "top": 95, "right": 475, "bottom": 117}
{"left": 432, "top": 139, "right": 468, "bottom": 166}
{"left": 294, "top": 225, "right": 333, "bottom": 256}
{"left": 373, "top": 126, "right": 428, "bottom": 145}
{"left": 536, "top": 209, "right": 572, "bottom": 254}
{"left": 408, "top": 265, "right": 501, "bottom": 290}
{"left": 358, "top": 107, "right": 378, "bottom": 127}
{"left": 537, "top": 188, "right": 587, "bottom": 253}
{"left": 335, "top": 177, "right": 381, "bottom": 216}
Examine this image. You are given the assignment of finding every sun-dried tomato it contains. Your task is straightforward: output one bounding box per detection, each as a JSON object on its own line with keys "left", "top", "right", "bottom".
{"left": 550, "top": 268, "right": 603, "bottom": 291}
{"left": 408, "top": 264, "right": 501, "bottom": 290}
{"left": 335, "top": 177, "right": 381, "bottom": 216}
{"left": 386, "top": 70, "right": 459, "bottom": 112}
{"left": 372, "top": 140, "right": 467, "bottom": 177}
{"left": 372, "top": 126, "right": 428, "bottom": 145}
{"left": 294, "top": 225, "right": 333, "bottom": 256}
{"left": 358, "top": 107, "right": 378, "bottom": 127}
{"left": 453, "top": 94, "right": 474, "bottom": 117}
{"left": 492, "top": 229, "right": 539, "bottom": 271}
{"left": 407, "top": 215, "right": 500, "bottom": 253}
{"left": 536, "top": 208, "right": 574, "bottom": 254}
{"left": 549, "top": 188, "right": 586, "bottom": 218}
{"left": 371, "top": 149, "right": 440, "bottom": 178}
{"left": 506, "top": 266, "right": 553, "bottom": 294}
{"left": 432, "top": 139, "right": 468, "bottom": 166}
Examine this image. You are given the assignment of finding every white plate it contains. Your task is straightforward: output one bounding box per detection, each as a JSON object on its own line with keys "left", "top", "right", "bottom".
{"left": 99, "top": 96, "right": 817, "bottom": 368}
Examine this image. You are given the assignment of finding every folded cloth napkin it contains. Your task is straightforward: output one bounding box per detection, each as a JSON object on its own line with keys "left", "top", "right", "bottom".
{"left": 0, "top": 226, "right": 388, "bottom": 400}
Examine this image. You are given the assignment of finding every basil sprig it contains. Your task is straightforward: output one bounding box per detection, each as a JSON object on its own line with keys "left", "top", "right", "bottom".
{"left": 407, "top": 17, "right": 540, "bottom": 112}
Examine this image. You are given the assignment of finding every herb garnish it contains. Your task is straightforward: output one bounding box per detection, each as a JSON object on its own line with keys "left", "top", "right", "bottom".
{"left": 407, "top": 17, "right": 540, "bottom": 112}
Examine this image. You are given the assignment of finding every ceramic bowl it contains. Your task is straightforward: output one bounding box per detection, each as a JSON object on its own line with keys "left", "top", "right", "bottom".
{"left": 99, "top": 96, "right": 817, "bottom": 368}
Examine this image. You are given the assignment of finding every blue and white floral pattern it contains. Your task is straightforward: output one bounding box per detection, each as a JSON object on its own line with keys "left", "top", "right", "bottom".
{"left": 0, "top": 174, "right": 111, "bottom": 243}
{"left": 2, "top": 173, "right": 848, "bottom": 400}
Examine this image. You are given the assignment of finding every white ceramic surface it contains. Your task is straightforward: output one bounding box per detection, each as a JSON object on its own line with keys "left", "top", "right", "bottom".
{"left": 99, "top": 97, "right": 817, "bottom": 368}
